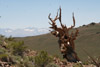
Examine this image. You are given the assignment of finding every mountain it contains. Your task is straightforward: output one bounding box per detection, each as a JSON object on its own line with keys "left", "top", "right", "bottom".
{"left": 0, "top": 27, "right": 50, "bottom": 37}
{"left": 15, "top": 23, "right": 100, "bottom": 62}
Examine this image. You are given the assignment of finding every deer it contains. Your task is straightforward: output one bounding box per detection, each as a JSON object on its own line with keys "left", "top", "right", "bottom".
{"left": 48, "top": 7, "right": 80, "bottom": 62}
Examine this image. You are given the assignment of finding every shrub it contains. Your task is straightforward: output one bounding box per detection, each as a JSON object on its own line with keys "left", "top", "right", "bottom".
{"left": 16, "top": 57, "right": 33, "bottom": 67}
{"left": 90, "top": 22, "right": 96, "bottom": 25}
{"left": 0, "top": 54, "right": 8, "bottom": 61}
{"left": 34, "top": 51, "right": 53, "bottom": 67}
{"left": 7, "top": 36, "right": 14, "bottom": 41}
{"left": 82, "top": 25, "right": 86, "bottom": 27}
{"left": 0, "top": 48, "right": 6, "bottom": 54}
{"left": 9, "top": 41, "right": 27, "bottom": 56}
{"left": 96, "top": 32, "right": 100, "bottom": 34}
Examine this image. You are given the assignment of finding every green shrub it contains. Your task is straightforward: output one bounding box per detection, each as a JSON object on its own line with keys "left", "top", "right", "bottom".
{"left": 17, "top": 58, "right": 33, "bottom": 67}
{"left": 0, "top": 54, "right": 9, "bottom": 62}
{"left": 28, "top": 56, "right": 34, "bottom": 62}
{"left": 0, "top": 48, "right": 6, "bottom": 53}
{"left": 0, "top": 54, "right": 8, "bottom": 58}
{"left": 34, "top": 51, "right": 53, "bottom": 67}
{"left": 9, "top": 41, "right": 27, "bottom": 56}
{"left": 7, "top": 36, "right": 14, "bottom": 41}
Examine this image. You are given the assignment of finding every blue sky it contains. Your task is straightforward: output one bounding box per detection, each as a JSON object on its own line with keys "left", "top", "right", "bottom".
{"left": 0, "top": 0, "right": 100, "bottom": 29}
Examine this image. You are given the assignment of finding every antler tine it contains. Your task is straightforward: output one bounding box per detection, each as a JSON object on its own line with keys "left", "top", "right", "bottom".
{"left": 48, "top": 13, "right": 55, "bottom": 24}
{"left": 68, "top": 13, "right": 76, "bottom": 30}
{"left": 49, "top": 10, "right": 59, "bottom": 22}
{"left": 58, "top": 7, "right": 65, "bottom": 29}
{"left": 48, "top": 13, "right": 52, "bottom": 21}
{"left": 54, "top": 11, "right": 59, "bottom": 21}
{"left": 48, "top": 22, "right": 52, "bottom": 25}
{"left": 72, "top": 12, "right": 75, "bottom": 27}
{"left": 59, "top": 7, "right": 62, "bottom": 22}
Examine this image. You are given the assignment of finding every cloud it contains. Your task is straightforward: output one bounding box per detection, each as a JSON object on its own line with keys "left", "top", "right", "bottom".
{"left": 24, "top": 29, "right": 34, "bottom": 32}
{"left": 5, "top": 30, "right": 12, "bottom": 33}
{"left": 0, "top": 27, "right": 50, "bottom": 37}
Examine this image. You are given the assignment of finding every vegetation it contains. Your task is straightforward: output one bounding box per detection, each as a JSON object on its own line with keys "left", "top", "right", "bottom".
{"left": 34, "top": 51, "right": 53, "bottom": 67}
{"left": 8, "top": 41, "right": 26, "bottom": 56}
{"left": 0, "top": 35, "right": 32, "bottom": 66}
{"left": 0, "top": 35, "right": 60, "bottom": 67}
{"left": 89, "top": 22, "right": 96, "bottom": 25}
{"left": 15, "top": 23, "right": 100, "bottom": 62}
{"left": 0, "top": 23, "right": 100, "bottom": 66}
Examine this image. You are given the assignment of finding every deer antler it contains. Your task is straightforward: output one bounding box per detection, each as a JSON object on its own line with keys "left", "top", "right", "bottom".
{"left": 59, "top": 7, "right": 62, "bottom": 23}
{"left": 48, "top": 7, "right": 66, "bottom": 30}
{"left": 58, "top": 7, "right": 66, "bottom": 29}
{"left": 48, "top": 11, "right": 59, "bottom": 29}
{"left": 72, "top": 13, "right": 75, "bottom": 27}
{"left": 68, "top": 13, "right": 75, "bottom": 30}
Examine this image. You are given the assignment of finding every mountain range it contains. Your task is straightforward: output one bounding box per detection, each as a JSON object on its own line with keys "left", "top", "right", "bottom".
{"left": 0, "top": 27, "right": 50, "bottom": 37}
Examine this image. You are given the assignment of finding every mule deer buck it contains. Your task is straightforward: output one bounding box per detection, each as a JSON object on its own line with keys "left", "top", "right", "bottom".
{"left": 48, "top": 7, "right": 80, "bottom": 62}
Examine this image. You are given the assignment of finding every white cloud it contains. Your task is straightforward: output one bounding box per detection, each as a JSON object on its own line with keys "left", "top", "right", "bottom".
{"left": 38, "top": 28, "right": 49, "bottom": 32}
{"left": 5, "top": 30, "right": 12, "bottom": 33}
{"left": 0, "top": 27, "right": 50, "bottom": 37}
{"left": 24, "top": 29, "right": 34, "bottom": 32}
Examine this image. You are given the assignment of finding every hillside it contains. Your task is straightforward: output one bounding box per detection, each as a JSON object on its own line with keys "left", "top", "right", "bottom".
{"left": 15, "top": 23, "right": 100, "bottom": 62}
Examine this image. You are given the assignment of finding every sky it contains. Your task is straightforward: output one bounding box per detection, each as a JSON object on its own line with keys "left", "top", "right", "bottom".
{"left": 0, "top": 0, "right": 100, "bottom": 29}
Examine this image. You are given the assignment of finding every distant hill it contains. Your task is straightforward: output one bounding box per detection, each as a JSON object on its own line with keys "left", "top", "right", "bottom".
{"left": 15, "top": 23, "right": 100, "bottom": 62}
